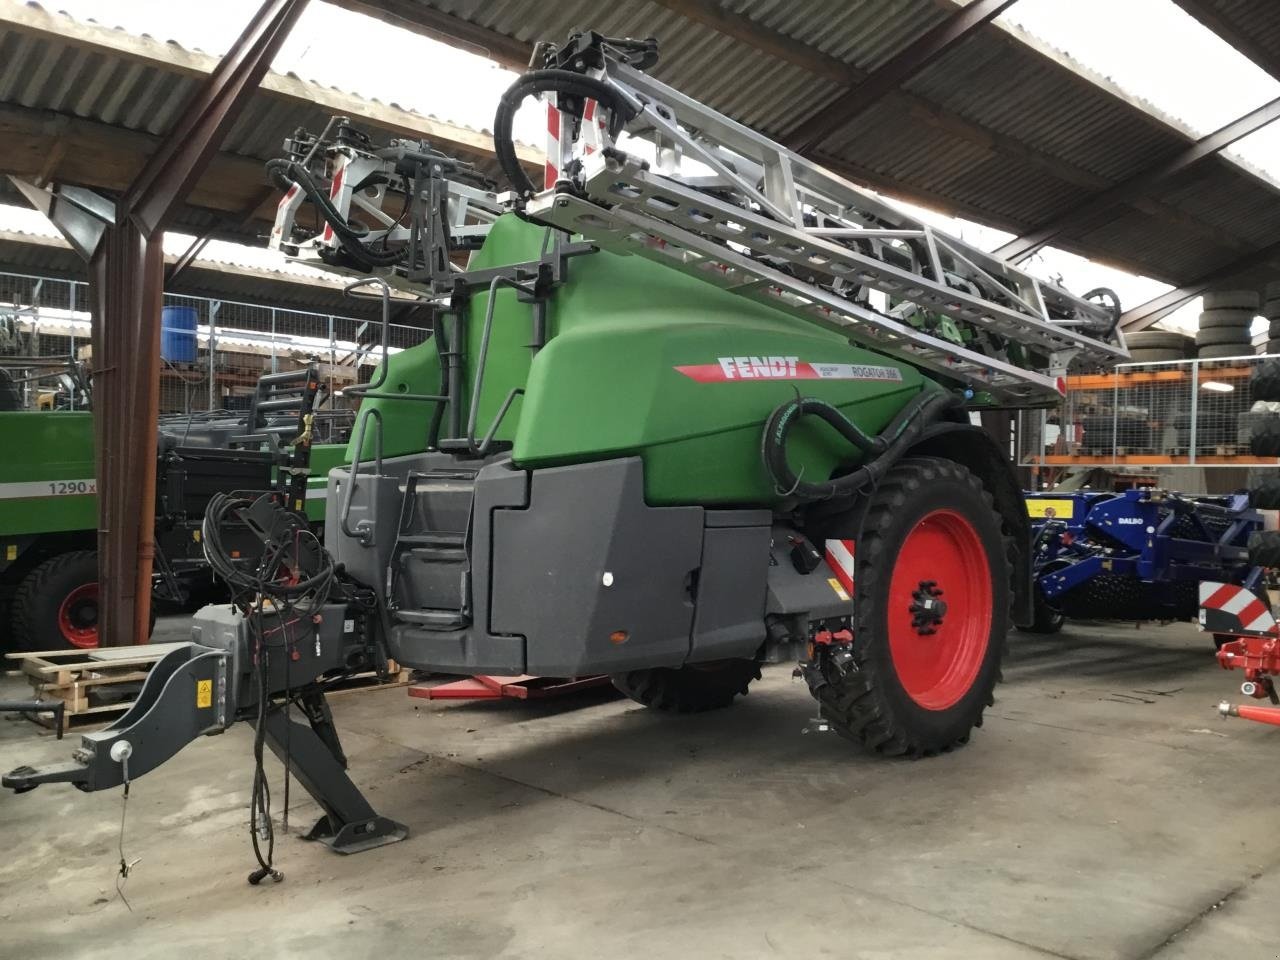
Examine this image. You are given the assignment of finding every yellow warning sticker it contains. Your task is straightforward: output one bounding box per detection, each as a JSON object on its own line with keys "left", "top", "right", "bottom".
{"left": 1026, "top": 498, "right": 1075, "bottom": 519}
{"left": 196, "top": 679, "right": 212, "bottom": 709}
{"left": 828, "top": 577, "right": 850, "bottom": 602}
{"left": 5, "top": 544, "right": 15, "bottom": 561}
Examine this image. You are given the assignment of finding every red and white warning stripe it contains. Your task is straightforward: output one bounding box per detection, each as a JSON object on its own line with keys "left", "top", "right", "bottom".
{"left": 825, "top": 539, "right": 855, "bottom": 595}
{"left": 1200, "top": 581, "right": 1276, "bottom": 633}
{"left": 544, "top": 98, "right": 563, "bottom": 190}
{"left": 320, "top": 156, "right": 348, "bottom": 244}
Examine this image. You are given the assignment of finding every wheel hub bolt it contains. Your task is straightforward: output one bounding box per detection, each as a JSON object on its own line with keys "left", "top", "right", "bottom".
{"left": 909, "top": 580, "right": 947, "bottom": 635}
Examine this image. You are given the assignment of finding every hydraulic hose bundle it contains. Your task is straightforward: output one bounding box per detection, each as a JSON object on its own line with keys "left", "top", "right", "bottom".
{"left": 266, "top": 158, "right": 408, "bottom": 268}
{"left": 492, "top": 69, "right": 636, "bottom": 196}
{"left": 762, "top": 389, "right": 963, "bottom": 501}
{"left": 201, "top": 491, "right": 337, "bottom": 884}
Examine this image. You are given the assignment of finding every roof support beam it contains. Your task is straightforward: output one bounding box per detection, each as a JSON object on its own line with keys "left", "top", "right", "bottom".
{"left": 70, "top": 0, "right": 310, "bottom": 647}
{"left": 1170, "top": 0, "right": 1280, "bottom": 81}
{"left": 996, "top": 94, "right": 1280, "bottom": 261}
{"left": 783, "top": 0, "right": 1019, "bottom": 153}
{"left": 1120, "top": 238, "right": 1280, "bottom": 331}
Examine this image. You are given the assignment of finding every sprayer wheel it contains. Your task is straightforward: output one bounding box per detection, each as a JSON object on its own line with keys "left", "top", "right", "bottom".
{"left": 805, "top": 457, "right": 1011, "bottom": 757}
{"left": 610, "top": 659, "right": 761, "bottom": 713}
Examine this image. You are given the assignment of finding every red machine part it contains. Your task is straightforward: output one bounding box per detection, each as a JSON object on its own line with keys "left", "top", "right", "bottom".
{"left": 411, "top": 675, "right": 611, "bottom": 701}
{"left": 1216, "top": 634, "right": 1280, "bottom": 696}
{"left": 1219, "top": 702, "right": 1280, "bottom": 726}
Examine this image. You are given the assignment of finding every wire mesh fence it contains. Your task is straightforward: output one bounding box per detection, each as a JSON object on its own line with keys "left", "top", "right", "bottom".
{"left": 0, "top": 270, "right": 430, "bottom": 434}
{"left": 1019, "top": 355, "right": 1280, "bottom": 467}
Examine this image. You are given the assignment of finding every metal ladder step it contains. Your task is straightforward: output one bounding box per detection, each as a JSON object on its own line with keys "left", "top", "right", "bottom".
{"left": 396, "top": 532, "right": 466, "bottom": 549}
{"left": 392, "top": 608, "right": 469, "bottom": 629}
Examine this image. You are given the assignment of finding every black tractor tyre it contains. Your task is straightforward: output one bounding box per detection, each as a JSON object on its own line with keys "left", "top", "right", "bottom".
{"left": 1200, "top": 308, "right": 1256, "bottom": 329}
{"left": 1252, "top": 359, "right": 1280, "bottom": 400}
{"left": 10, "top": 551, "right": 156, "bottom": 651}
{"left": 1204, "top": 289, "right": 1260, "bottom": 311}
{"left": 1127, "top": 348, "right": 1185, "bottom": 364}
{"left": 1125, "top": 330, "right": 1190, "bottom": 351}
{"left": 611, "top": 658, "right": 762, "bottom": 713}
{"left": 1195, "top": 325, "right": 1250, "bottom": 348}
{"left": 1249, "top": 531, "right": 1280, "bottom": 568}
{"left": 1250, "top": 476, "right": 1280, "bottom": 509}
{"left": 806, "top": 457, "right": 1011, "bottom": 758}
{"left": 1250, "top": 417, "right": 1280, "bottom": 457}
{"left": 1200, "top": 343, "right": 1251, "bottom": 360}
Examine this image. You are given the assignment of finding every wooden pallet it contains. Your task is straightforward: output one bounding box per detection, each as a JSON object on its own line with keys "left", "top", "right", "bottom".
{"left": 5, "top": 644, "right": 410, "bottom": 734}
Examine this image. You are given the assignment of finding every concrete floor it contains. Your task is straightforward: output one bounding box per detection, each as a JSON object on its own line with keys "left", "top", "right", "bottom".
{"left": 2, "top": 618, "right": 1280, "bottom": 960}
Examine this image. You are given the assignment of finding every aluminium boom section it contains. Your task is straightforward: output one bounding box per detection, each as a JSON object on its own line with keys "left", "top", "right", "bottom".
{"left": 528, "top": 57, "right": 1128, "bottom": 406}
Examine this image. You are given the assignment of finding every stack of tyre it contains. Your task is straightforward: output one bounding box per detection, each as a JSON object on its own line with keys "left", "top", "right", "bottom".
{"left": 1251, "top": 359, "right": 1280, "bottom": 456}
{"left": 1197, "top": 290, "right": 1259, "bottom": 360}
{"left": 1264, "top": 281, "right": 1280, "bottom": 355}
{"left": 1123, "top": 329, "right": 1194, "bottom": 364}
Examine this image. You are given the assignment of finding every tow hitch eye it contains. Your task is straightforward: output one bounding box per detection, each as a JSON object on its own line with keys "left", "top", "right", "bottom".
{"left": 910, "top": 580, "right": 947, "bottom": 635}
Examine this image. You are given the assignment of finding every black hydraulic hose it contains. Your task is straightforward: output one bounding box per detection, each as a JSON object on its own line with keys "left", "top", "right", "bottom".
{"left": 493, "top": 69, "right": 637, "bottom": 195}
{"left": 1083, "top": 286, "right": 1122, "bottom": 337}
{"left": 266, "top": 159, "right": 405, "bottom": 267}
{"left": 762, "top": 389, "right": 963, "bottom": 501}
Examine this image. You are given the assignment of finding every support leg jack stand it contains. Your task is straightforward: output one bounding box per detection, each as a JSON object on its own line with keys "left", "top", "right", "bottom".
{"left": 257, "top": 693, "right": 408, "bottom": 855}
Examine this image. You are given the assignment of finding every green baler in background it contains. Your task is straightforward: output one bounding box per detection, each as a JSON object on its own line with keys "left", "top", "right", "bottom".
{"left": 0, "top": 369, "right": 343, "bottom": 651}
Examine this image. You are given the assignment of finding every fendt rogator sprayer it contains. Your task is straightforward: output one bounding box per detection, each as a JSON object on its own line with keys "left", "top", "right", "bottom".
{"left": 5, "top": 34, "right": 1129, "bottom": 875}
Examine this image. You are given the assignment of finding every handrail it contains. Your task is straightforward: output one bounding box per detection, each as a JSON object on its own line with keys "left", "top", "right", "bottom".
{"left": 339, "top": 406, "right": 383, "bottom": 545}
{"left": 341, "top": 276, "right": 447, "bottom": 404}
{"left": 457, "top": 274, "right": 535, "bottom": 455}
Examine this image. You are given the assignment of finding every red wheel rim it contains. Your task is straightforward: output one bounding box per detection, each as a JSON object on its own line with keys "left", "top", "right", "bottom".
{"left": 57, "top": 582, "right": 100, "bottom": 649}
{"left": 887, "top": 508, "right": 992, "bottom": 710}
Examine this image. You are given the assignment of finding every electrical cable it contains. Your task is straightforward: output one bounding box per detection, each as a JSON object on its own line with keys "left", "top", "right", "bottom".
{"left": 201, "top": 491, "right": 336, "bottom": 884}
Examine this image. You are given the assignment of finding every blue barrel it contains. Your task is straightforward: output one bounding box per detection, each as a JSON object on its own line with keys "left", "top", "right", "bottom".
{"left": 160, "top": 305, "right": 199, "bottom": 363}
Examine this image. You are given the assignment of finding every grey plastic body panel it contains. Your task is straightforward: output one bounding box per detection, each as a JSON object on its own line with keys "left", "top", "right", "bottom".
{"left": 491, "top": 458, "right": 704, "bottom": 676}
{"left": 688, "top": 523, "right": 772, "bottom": 661}
{"left": 327, "top": 453, "right": 844, "bottom": 675}
{"left": 765, "top": 526, "right": 856, "bottom": 621}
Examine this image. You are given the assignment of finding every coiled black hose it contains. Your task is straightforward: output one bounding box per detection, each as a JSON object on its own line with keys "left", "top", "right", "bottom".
{"left": 493, "top": 69, "right": 637, "bottom": 195}
{"left": 762, "top": 389, "right": 963, "bottom": 500}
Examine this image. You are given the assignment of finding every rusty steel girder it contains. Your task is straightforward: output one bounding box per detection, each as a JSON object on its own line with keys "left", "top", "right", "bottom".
{"left": 44, "top": 0, "right": 311, "bottom": 646}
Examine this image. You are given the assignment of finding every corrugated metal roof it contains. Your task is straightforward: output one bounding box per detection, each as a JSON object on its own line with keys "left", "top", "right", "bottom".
{"left": 0, "top": 1, "right": 537, "bottom": 244}
{"left": 338, "top": 0, "right": 1280, "bottom": 290}
{"left": 3, "top": 0, "right": 1278, "bottom": 297}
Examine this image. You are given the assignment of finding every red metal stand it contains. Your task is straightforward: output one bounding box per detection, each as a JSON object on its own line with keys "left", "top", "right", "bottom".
{"left": 409, "top": 675, "right": 609, "bottom": 701}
